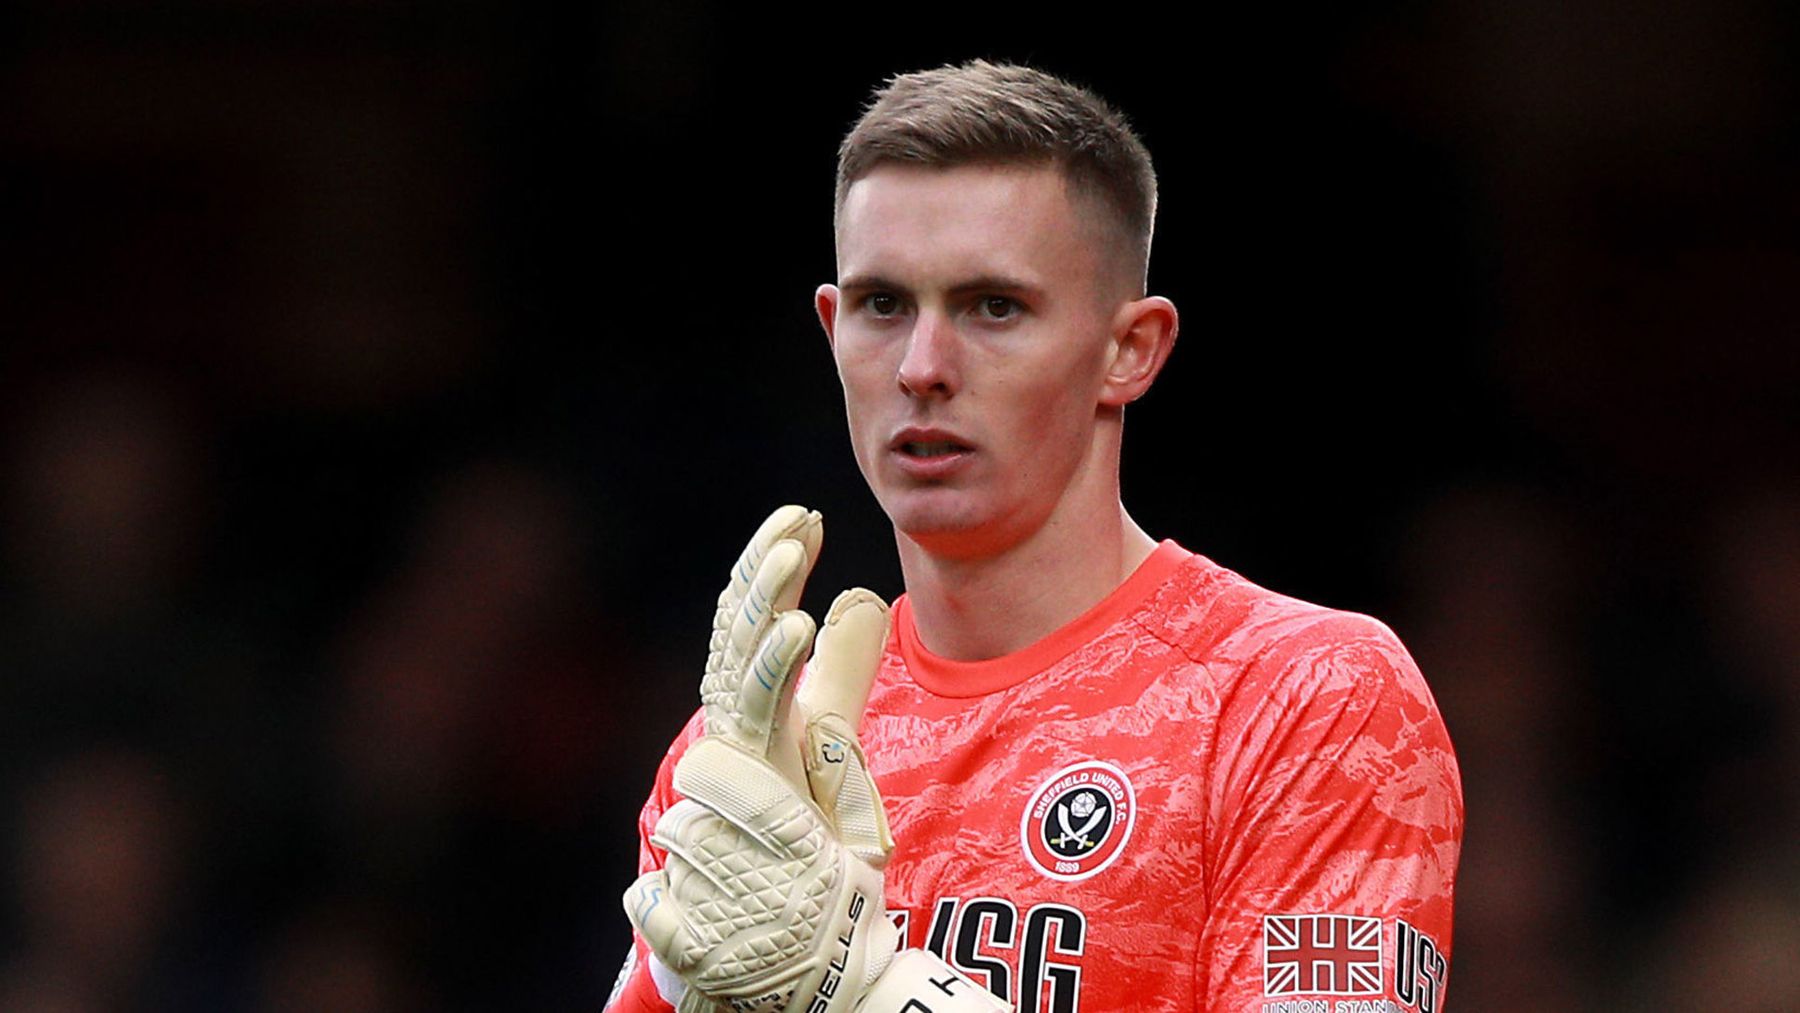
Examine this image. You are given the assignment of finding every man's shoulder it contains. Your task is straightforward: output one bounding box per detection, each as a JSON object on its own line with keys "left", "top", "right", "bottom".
{"left": 1126, "top": 548, "right": 1448, "bottom": 746}
{"left": 1135, "top": 547, "right": 1410, "bottom": 669}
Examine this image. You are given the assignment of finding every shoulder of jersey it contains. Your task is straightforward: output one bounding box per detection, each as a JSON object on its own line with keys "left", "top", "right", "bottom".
{"left": 1135, "top": 554, "right": 1421, "bottom": 688}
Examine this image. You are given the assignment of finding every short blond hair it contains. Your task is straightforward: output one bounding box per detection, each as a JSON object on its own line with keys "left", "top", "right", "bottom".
{"left": 835, "top": 60, "right": 1158, "bottom": 290}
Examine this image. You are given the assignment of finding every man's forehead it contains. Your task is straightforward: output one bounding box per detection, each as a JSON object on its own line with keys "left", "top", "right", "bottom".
{"left": 834, "top": 163, "right": 1107, "bottom": 277}
{"left": 839, "top": 162, "right": 1076, "bottom": 222}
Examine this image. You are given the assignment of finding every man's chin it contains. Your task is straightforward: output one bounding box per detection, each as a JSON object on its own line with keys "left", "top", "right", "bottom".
{"left": 885, "top": 488, "right": 976, "bottom": 531}
{"left": 884, "top": 493, "right": 1014, "bottom": 559}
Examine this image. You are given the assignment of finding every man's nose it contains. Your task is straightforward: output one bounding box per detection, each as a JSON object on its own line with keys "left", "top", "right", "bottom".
{"left": 896, "top": 309, "right": 960, "bottom": 398}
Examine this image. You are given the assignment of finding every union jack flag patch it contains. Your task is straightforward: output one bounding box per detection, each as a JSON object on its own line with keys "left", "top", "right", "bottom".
{"left": 1263, "top": 914, "right": 1383, "bottom": 996}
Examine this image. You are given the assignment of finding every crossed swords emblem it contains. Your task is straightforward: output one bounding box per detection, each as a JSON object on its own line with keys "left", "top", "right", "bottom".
{"left": 1050, "top": 791, "right": 1106, "bottom": 851}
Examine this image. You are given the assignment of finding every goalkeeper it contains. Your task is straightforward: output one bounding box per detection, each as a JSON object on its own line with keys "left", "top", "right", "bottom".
{"left": 607, "top": 62, "right": 1463, "bottom": 1013}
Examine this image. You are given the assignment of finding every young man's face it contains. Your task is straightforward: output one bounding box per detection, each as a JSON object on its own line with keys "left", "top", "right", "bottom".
{"left": 817, "top": 163, "right": 1129, "bottom": 558}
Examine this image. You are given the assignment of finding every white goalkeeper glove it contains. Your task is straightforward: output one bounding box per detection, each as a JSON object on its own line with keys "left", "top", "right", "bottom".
{"left": 625, "top": 506, "right": 1012, "bottom": 1013}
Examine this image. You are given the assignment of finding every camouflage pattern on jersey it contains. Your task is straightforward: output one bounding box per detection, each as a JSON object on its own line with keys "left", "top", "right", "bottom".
{"left": 628, "top": 543, "right": 1463, "bottom": 1013}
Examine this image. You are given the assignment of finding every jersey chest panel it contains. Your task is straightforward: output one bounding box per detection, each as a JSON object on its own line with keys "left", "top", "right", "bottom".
{"left": 861, "top": 638, "right": 1214, "bottom": 1013}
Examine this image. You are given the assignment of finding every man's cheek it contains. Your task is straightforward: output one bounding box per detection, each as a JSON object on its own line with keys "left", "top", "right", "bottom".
{"left": 1024, "top": 387, "right": 1088, "bottom": 442}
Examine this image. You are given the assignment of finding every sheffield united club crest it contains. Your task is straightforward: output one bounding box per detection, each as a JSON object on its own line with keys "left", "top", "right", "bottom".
{"left": 1019, "top": 760, "right": 1137, "bottom": 882}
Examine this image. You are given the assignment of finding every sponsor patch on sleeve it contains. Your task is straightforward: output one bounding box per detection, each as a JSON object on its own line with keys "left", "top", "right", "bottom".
{"left": 1258, "top": 915, "right": 1446, "bottom": 1013}
{"left": 1263, "top": 914, "right": 1383, "bottom": 996}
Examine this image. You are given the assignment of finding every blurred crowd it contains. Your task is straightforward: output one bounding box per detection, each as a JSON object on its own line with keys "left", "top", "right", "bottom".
{"left": 2, "top": 1, "right": 1796, "bottom": 1010}
{"left": 0, "top": 373, "right": 653, "bottom": 1009}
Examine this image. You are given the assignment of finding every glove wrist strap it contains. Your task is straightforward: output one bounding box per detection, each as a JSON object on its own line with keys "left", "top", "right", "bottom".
{"left": 853, "top": 950, "right": 1014, "bottom": 1013}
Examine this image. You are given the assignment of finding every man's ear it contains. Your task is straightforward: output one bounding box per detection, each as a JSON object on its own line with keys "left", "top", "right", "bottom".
{"left": 1099, "top": 296, "right": 1178, "bottom": 408}
{"left": 815, "top": 284, "right": 841, "bottom": 350}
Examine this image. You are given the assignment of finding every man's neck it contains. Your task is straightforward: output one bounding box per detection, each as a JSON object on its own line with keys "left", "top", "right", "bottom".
{"left": 895, "top": 505, "right": 1158, "bottom": 662}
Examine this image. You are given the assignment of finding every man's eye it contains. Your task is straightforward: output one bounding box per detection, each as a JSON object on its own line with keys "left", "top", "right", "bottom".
{"left": 977, "top": 296, "right": 1020, "bottom": 320}
{"left": 865, "top": 294, "right": 901, "bottom": 316}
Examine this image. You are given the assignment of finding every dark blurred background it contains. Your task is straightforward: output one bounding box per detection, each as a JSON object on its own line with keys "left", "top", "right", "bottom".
{"left": 2, "top": 2, "right": 1797, "bottom": 1009}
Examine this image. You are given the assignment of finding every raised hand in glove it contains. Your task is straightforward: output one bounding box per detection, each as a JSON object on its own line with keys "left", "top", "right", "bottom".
{"left": 625, "top": 506, "right": 1010, "bottom": 1013}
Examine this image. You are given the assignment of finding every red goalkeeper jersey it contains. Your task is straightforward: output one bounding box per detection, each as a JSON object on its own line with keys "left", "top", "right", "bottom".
{"left": 609, "top": 541, "right": 1463, "bottom": 1013}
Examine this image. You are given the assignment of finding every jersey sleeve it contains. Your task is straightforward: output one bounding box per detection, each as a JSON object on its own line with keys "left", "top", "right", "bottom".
{"left": 604, "top": 709, "right": 706, "bottom": 1013}
{"left": 1199, "top": 614, "right": 1463, "bottom": 1012}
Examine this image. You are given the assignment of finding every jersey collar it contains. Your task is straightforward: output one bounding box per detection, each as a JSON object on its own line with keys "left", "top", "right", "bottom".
{"left": 892, "top": 539, "right": 1192, "bottom": 698}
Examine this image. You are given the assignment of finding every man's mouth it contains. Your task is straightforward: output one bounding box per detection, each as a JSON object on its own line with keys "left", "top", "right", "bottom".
{"left": 900, "top": 441, "right": 969, "bottom": 457}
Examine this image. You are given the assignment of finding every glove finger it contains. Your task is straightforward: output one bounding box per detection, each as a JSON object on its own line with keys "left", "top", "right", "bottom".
{"left": 704, "top": 540, "right": 813, "bottom": 742}
{"left": 799, "top": 588, "right": 889, "bottom": 732}
{"left": 723, "top": 537, "right": 810, "bottom": 677}
{"left": 721, "top": 506, "right": 822, "bottom": 616}
{"left": 764, "top": 588, "right": 885, "bottom": 800}
{"left": 805, "top": 719, "right": 893, "bottom": 863}
{"left": 652, "top": 799, "right": 753, "bottom": 899}
{"left": 801, "top": 589, "right": 895, "bottom": 862}
{"left": 732, "top": 609, "right": 815, "bottom": 757}
{"left": 706, "top": 507, "right": 818, "bottom": 681}
{"left": 624, "top": 869, "right": 704, "bottom": 976}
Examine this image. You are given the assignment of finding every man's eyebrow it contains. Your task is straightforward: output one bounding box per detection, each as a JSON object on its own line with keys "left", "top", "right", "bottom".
{"left": 838, "top": 274, "right": 1041, "bottom": 295}
{"left": 945, "top": 275, "right": 1039, "bottom": 297}
{"left": 838, "top": 274, "right": 909, "bottom": 294}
